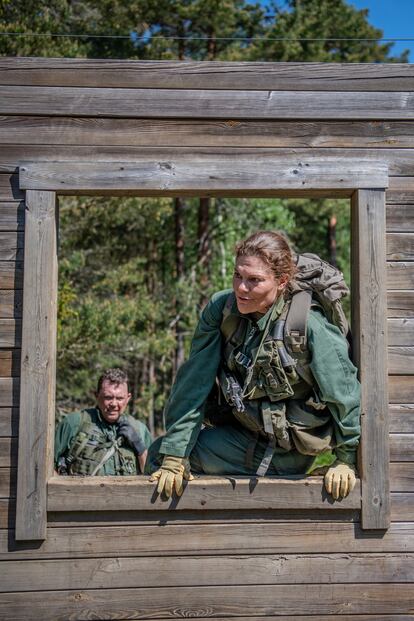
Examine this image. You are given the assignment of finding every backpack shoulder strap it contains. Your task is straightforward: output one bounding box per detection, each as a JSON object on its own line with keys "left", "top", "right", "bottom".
{"left": 284, "top": 290, "right": 312, "bottom": 354}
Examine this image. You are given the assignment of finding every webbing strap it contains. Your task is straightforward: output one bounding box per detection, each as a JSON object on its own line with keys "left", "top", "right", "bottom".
{"left": 256, "top": 437, "right": 276, "bottom": 477}
{"left": 284, "top": 290, "right": 312, "bottom": 353}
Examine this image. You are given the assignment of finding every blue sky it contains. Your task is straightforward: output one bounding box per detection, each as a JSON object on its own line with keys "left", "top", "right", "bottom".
{"left": 348, "top": 0, "right": 414, "bottom": 61}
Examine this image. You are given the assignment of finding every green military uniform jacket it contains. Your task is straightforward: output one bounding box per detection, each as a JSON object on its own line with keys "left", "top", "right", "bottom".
{"left": 55, "top": 407, "right": 152, "bottom": 475}
{"left": 159, "top": 289, "right": 360, "bottom": 467}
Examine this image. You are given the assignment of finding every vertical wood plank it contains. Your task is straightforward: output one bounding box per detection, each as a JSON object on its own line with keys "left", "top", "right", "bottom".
{"left": 351, "top": 189, "right": 390, "bottom": 529}
{"left": 15, "top": 190, "right": 57, "bottom": 540}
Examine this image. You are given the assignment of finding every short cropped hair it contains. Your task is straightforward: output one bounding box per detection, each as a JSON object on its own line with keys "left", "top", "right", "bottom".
{"left": 96, "top": 368, "right": 130, "bottom": 393}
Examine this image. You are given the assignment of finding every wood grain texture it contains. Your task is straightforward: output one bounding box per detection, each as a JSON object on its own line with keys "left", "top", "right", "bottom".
{"left": 1, "top": 553, "right": 413, "bottom": 593}
{"left": 391, "top": 492, "right": 414, "bottom": 521}
{"left": 386, "top": 204, "right": 414, "bottom": 232}
{"left": 47, "top": 475, "right": 360, "bottom": 513}
{"left": 0, "top": 290, "right": 22, "bottom": 319}
{"left": 389, "top": 405, "right": 414, "bottom": 433}
{"left": 0, "top": 408, "right": 18, "bottom": 437}
{"left": 390, "top": 435, "right": 414, "bottom": 462}
{"left": 0, "top": 175, "right": 23, "bottom": 201}
{"left": 0, "top": 583, "right": 413, "bottom": 620}
{"left": 0, "top": 263, "right": 23, "bottom": 290}
{"left": 0, "top": 319, "right": 20, "bottom": 347}
{"left": 388, "top": 347, "right": 414, "bottom": 374}
{"left": 387, "top": 191, "right": 414, "bottom": 204}
{"left": 387, "top": 292, "right": 414, "bottom": 318}
{"left": 4, "top": 117, "right": 414, "bottom": 149}
{"left": 389, "top": 177, "right": 414, "bottom": 192}
{"left": 1, "top": 58, "right": 414, "bottom": 90}
{"left": 387, "top": 233, "right": 414, "bottom": 260}
{"left": 351, "top": 189, "right": 390, "bottom": 529}
{"left": 0, "top": 467, "right": 15, "bottom": 498}
{"left": 7, "top": 143, "right": 414, "bottom": 175}
{"left": 0, "top": 437, "right": 16, "bottom": 467}
{"left": 3, "top": 85, "right": 414, "bottom": 119}
{"left": 389, "top": 377, "right": 414, "bottom": 403}
{"left": 2, "top": 522, "right": 414, "bottom": 560}
{"left": 0, "top": 203, "right": 24, "bottom": 231}
{"left": 0, "top": 379, "right": 19, "bottom": 407}
{"left": 390, "top": 463, "right": 414, "bottom": 491}
{"left": 388, "top": 319, "right": 414, "bottom": 346}
{"left": 16, "top": 190, "right": 57, "bottom": 541}
{"left": 18, "top": 158, "right": 388, "bottom": 194}
{"left": 387, "top": 263, "right": 414, "bottom": 290}
{"left": 4, "top": 144, "right": 414, "bottom": 176}
{"left": 0, "top": 233, "right": 23, "bottom": 261}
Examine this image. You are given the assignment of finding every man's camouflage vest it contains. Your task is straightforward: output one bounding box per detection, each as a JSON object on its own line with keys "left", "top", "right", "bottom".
{"left": 205, "top": 293, "right": 336, "bottom": 475}
{"left": 67, "top": 409, "right": 138, "bottom": 476}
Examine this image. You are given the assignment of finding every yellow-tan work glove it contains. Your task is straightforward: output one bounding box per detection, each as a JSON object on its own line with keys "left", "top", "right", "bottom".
{"left": 324, "top": 461, "right": 357, "bottom": 500}
{"left": 149, "top": 455, "right": 194, "bottom": 498}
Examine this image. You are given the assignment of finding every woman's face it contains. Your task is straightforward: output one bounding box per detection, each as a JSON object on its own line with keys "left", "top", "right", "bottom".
{"left": 233, "top": 255, "right": 288, "bottom": 315}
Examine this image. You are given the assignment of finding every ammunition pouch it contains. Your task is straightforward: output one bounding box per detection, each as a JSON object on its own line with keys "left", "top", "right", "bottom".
{"left": 239, "top": 340, "right": 296, "bottom": 402}
{"left": 286, "top": 399, "right": 334, "bottom": 456}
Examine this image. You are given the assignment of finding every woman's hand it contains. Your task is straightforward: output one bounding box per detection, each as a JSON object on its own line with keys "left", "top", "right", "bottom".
{"left": 324, "top": 461, "right": 357, "bottom": 499}
{"left": 149, "top": 455, "right": 194, "bottom": 498}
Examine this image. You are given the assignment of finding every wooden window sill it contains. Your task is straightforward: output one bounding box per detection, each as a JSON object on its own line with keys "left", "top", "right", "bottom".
{"left": 47, "top": 475, "right": 361, "bottom": 512}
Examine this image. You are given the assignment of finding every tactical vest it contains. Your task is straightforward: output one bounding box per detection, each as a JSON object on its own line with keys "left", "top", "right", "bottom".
{"left": 67, "top": 409, "right": 138, "bottom": 476}
{"left": 209, "top": 294, "right": 335, "bottom": 474}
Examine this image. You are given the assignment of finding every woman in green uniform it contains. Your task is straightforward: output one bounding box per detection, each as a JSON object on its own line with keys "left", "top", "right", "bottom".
{"left": 148, "top": 231, "right": 360, "bottom": 500}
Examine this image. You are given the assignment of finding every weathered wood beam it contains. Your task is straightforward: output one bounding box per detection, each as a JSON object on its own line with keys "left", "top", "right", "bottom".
{"left": 47, "top": 475, "right": 360, "bottom": 512}
{"left": 1, "top": 520, "right": 413, "bottom": 560}
{"left": 388, "top": 319, "right": 414, "bottom": 345}
{"left": 15, "top": 190, "right": 57, "bottom": 541}
{"left": 387, "top": 292, "right": 414, "bottom": 317}
{"left": 388, "top": 347, "right": 414, "bottom": 374}
{"left": 0, "top": 262, "right": 23, "bottom": 290}
{"left": 387, "top": 232, "right": 414, "bottom": 260}
{"left": 387, "top": 262, "right": 414, "bottom": 290}
{"left": 0, "top": 583, "right": 413, "bottom": 619}
{"left": 2, "top": 86, "right": 414, "bottom": 119}
{"left": 3, "top": 144, "right": 414, "bottom": 175}
{"left": 3, "top": 117, "right": 414, "bottom": 149}
{"left": 389, "top": 376, "right": 414, "bottom": 403}
{"left": 1, "top": 58, "right": 414, "bottom": 90}
{"left": 351, "top": 189, "right": 390, "bottom": 530}
{"left": 19, "top": 158, "right": 388, "bottom": 194}
{"left": 1, "top": 553, "right": 413, "bottom": 592}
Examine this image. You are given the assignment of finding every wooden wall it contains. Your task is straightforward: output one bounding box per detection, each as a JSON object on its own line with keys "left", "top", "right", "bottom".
{"left": 0, "top": 58, "right": 413, "bottom": 619}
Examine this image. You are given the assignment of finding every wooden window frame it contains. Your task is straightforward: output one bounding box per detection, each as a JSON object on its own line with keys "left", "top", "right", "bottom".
{"left": 15, "top": 157, "right": 390, "bottom": 540}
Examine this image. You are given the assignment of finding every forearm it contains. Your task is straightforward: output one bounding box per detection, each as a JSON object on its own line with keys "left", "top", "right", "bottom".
{"left": 160, "top": 292, "right": 228, "bottom": 457}
{"left": 307, "top": 310, "right": 361, "bottom": 465}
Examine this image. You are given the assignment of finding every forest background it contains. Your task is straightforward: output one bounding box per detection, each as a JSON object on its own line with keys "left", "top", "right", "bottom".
{"left": 0, "top": 0, "right": 408, "bottom": 435}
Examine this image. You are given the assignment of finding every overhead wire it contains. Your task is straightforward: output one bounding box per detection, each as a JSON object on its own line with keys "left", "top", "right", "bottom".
{"left": 0, "top": 31, "right": 414, "bottom": 42}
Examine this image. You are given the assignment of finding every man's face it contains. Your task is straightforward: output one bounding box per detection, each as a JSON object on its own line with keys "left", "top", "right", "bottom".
{"left": 96, "top": 380, "right": 131, "bottom": 424}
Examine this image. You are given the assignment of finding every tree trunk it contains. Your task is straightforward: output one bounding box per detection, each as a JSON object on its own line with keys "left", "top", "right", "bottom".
{"left": 174, "top": 197, "right": 185, "bottom": 371}
{"left": 198, "top": 197, "right": 211, "bottom": 306}
{"left": 327, "top": 214, "right": 337, "bottom": 267}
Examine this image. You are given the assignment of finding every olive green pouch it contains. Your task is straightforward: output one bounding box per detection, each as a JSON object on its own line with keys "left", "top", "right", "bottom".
{"left": 287, "top": 399, "right": 334, "bottom": 456}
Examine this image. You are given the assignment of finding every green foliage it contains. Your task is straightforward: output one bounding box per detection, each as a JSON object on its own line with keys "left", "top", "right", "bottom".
{"left": 1, "top": 0, "right": 405, "bottom": 429}
{"left": 249, "top": 0, "right": 409, "bottom": 62}
{"left": 57, "top": 195, "right": 351, "bottom": 430}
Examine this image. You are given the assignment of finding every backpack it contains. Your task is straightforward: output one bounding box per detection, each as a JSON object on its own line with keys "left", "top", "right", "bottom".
{"left": 284, "top": 253, "right": 350, "bottom": 355}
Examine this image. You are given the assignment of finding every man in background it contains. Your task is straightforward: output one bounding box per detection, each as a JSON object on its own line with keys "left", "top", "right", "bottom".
{"left": 55, "top": 368, "right": 151, "bottom": 475}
